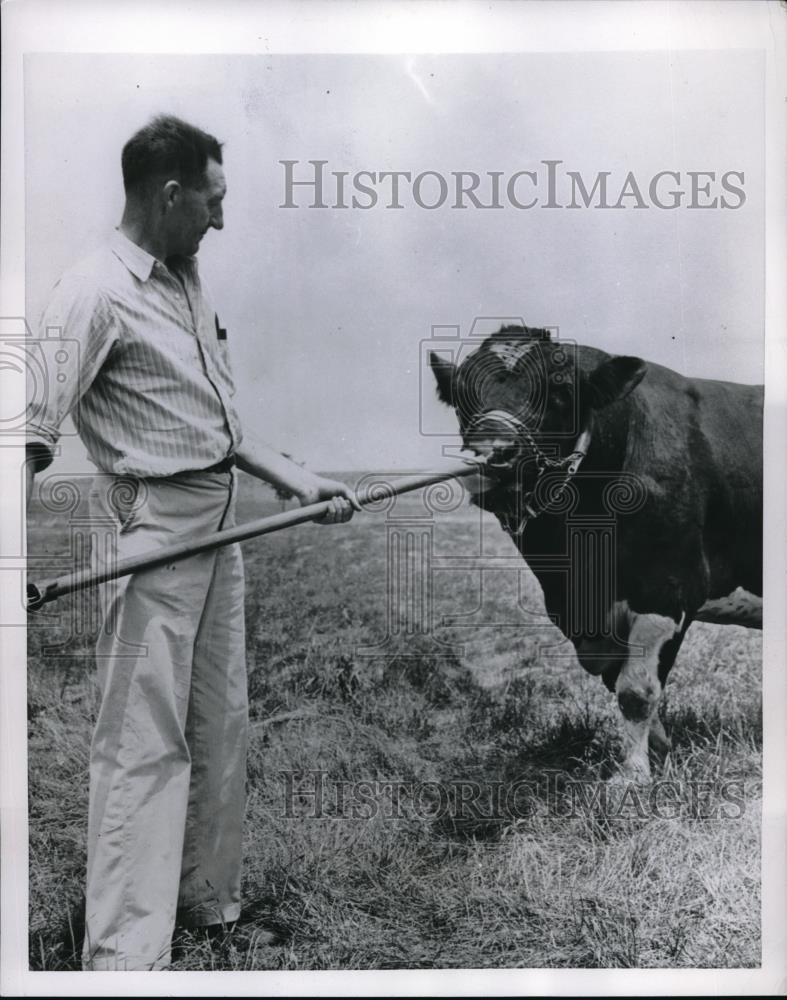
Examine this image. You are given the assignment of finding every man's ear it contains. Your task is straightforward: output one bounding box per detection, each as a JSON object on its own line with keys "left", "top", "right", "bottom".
{"left": 429, "top": 352, "right": 458, "bottom": 406}
{"left": 586, "top": 356, "right": 647, "bottom": 409}
{"left": 162, "top": 179, "right": 181, "bottom": 211}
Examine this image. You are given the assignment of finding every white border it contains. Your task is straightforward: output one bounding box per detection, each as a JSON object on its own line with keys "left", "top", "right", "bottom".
{"left": 2, "top": 2, "right": 785, "bottom": 996}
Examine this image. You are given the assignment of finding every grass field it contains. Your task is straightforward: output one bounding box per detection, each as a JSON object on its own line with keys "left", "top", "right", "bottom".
{"left": 27, "top": 471, "right": 762, "bottom": 970}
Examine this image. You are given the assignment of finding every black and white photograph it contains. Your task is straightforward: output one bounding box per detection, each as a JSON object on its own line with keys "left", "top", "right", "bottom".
{"left": 2, "top": 1, "right": 786, "bottom": 995}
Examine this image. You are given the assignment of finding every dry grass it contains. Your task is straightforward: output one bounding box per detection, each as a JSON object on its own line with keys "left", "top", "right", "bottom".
{"left": 27, "top": 473, "right": 762, "bottom": 970}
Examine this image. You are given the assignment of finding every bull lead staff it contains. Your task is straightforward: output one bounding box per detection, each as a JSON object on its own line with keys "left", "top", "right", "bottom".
{"left": 26, "top": 114, "right": 359, "bottom": 971}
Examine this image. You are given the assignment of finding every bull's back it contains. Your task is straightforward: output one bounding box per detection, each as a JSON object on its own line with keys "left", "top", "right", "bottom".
{"left": 690, "top": 376, "right": 763, "bottom": 485}
{"left": 628, "top": 364, "right": 763, "bottom": 599}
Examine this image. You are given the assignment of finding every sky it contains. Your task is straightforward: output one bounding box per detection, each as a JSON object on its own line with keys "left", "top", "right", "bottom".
{"left": 25, "top": 50, "right": 764, "bottom": 473}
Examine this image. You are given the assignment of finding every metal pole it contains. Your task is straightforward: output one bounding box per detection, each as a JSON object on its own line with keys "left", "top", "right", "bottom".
{"left": 26, "top": 462, "right": 482, "bottom": 611}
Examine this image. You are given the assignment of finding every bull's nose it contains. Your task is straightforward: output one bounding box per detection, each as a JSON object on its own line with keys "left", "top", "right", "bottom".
{"left": 465, "top": 410, "right": 525, "bottom": 465}
{"left": 467, "top": 436, "right": 516, "bottom": 459}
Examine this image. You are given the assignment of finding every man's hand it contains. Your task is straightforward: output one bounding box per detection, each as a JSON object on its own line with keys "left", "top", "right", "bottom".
{"left": 234, "top": 433, "right": 361, "bottom": 525}
{"left": 293, "top": 473, "right": 361, "bottom": 524}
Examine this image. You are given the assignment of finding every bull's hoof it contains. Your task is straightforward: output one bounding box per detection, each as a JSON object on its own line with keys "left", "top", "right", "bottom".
{"left": 608, "top": 756, "right": 652, "bottom": 786}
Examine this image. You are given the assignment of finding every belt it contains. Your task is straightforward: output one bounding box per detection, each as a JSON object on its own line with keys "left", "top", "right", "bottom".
{"left": 202, "top": 454, "right": 236, "bottom": 475}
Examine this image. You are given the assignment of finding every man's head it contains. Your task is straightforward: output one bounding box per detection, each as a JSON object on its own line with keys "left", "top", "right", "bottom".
{"left": 121, "top": 115, "right": 226, "bottom": 257}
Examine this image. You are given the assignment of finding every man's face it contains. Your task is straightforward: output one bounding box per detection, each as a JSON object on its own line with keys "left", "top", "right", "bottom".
{"left": 167, "top": 157, "right": 226, "bottom": 257}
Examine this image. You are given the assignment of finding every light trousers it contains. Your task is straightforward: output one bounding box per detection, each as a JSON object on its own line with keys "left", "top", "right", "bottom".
{"left": 82, "top": 468, "right": 247, "bottom": 971}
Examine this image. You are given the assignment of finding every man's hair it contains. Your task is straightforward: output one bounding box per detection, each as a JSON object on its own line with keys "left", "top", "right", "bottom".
{"left": 121, "top": 115, "right": 223, "bottom": 195}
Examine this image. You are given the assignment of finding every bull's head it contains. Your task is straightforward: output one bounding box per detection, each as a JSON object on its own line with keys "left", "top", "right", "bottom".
{"left": 429, "top": 325, "right": 647, "bottom": 528}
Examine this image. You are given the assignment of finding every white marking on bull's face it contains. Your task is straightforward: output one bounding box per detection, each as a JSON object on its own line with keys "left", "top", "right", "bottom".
{"left": 488, "top": 339, "right": 538, "bottom": 371}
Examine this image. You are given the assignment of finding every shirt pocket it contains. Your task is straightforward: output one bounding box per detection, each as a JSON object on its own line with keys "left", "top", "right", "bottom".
{"left": 212, "top": 315, "right": 237, "bottom": 396}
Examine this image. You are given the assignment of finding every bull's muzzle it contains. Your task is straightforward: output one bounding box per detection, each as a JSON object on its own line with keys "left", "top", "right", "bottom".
{"left": 464, "top": 409, "right": 527, "bottom": 470}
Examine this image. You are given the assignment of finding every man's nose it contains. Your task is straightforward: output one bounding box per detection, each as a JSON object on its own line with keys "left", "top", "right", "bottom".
{"left": 210, "top": 207, "right": 224, "bottom": 230}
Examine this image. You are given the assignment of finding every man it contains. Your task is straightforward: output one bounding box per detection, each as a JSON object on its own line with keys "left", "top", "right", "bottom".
{"left": 26, "top": 115, "right": 358, "bottom": 970}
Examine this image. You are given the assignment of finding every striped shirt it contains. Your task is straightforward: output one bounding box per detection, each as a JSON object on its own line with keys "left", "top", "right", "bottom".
{"left": 27, "top": 229, "right": 243, "bottom": 476}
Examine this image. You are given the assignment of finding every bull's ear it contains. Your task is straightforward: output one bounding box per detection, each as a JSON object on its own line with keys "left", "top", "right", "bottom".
{"left": 587, "top": 356, "right": 647, "bottom": 409}
{"left": 429, "top": 351, "right": 458, "bottom": 405}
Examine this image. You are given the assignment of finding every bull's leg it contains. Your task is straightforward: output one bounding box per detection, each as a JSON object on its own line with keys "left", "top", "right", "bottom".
{"left": 615, "top": 612, "right": 685, "bottom": 781}
{"left": 648, "top": 714, "right": 671, "bottom": 756}
{"left": 648, "top": 613, "right": 693, "bottom": 756}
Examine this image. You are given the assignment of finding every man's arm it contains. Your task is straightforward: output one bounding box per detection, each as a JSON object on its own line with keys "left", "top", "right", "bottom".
{"left": 26, "top": 459, "right": 36, "bottom": 507}
{"left": 234, "top": 428, "right": 360, "bottom": 523}
{"left": 26, "top": 277, "right": 119, "bottom": 506}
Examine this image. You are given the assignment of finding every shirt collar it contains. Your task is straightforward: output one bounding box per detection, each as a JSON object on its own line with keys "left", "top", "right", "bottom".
{"left": 110, "top": 229, "right": 159, "bottom": 282}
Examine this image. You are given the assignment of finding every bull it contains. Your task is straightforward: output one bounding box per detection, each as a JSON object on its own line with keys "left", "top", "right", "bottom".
{"left": 430, "top": 325, "right": 762, "bottom": 780}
